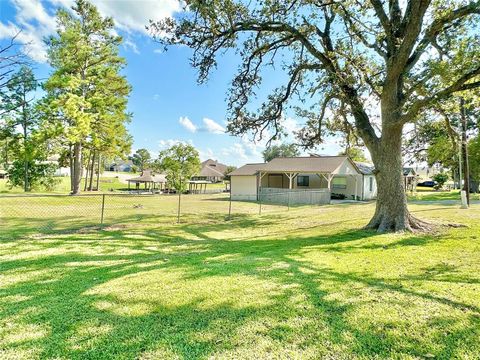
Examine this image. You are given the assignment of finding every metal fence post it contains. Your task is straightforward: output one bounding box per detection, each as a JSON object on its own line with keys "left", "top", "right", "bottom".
{"left": 100, "top": 193, "right": 106, "bottom": 225}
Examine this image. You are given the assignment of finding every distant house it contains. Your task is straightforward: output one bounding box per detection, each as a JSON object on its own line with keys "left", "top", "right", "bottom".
{"left": 0, "top": 169, "right": 8, "bottom": 179}
{"left": 192, "top": 159, "right": 228, "bottom": 182}
{"left": 44, "top": 155, "right": 70, "bottom": 177}
{"left": 354, "top": 162, "right": 378, "bottom": 200}
{"left": 403, "top": 167, "right": 418, "bottom": 191}
{"left": 229, "top": 156, "right": 374, "bottom": 203}
{"left": 107, "top": 159, "right": 134, "bottom": 172}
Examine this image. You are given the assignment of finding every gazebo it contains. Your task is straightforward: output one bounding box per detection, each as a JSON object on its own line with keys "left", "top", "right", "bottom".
{"left": 188, "top": 180, "right": 210, "bottom": 194}
{"left": 127, "top": 170, "right": 166, "bottom": 192}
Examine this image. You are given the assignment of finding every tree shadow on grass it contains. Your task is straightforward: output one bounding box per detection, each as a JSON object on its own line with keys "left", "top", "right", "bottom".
{"left": 0, "top": 218, "right": 479, "bottom": 359}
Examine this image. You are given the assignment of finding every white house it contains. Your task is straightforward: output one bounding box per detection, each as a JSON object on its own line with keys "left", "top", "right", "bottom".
{"left": 229, "top": 156, "right": 377, "bottom": 203}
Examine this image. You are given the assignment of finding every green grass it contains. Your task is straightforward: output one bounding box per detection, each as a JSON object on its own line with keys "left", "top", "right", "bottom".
{"left": 408, "top": 189, "right": 480, "bottom": 202}
{"left": 0, "top": 178, "right": 227, "bottom": 194}
{"left": 1, "top": 194, "right": 480, "bottom": 359}
{"left": 0, "top": 177, "right": 127, "bottom": 194}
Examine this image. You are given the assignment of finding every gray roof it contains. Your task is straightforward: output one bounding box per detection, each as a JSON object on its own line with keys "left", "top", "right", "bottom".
{"left": 199, "top": 165, "right": 225, "bottom": 177}
{"left": 199, "top": 159, "right": 228, "bottom": 177}
{"left": 403, "top": 167, "right": 417, "bottom": 176}
{"left": 229, "top": 163, "right": 266, "bottom": 176}
{"left": 260, "top": 156, "right": 356, "bottom": 174}
{"left": 355, "top": 162, "right": 375, "bottom": 175}
{"left": 230, "top": 156, "right": 361, "bottom": 176}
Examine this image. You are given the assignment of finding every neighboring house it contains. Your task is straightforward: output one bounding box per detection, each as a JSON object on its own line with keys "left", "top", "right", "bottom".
{"left": 403, "top": 167, "right": 418, "bottom": 191}
{"left": 230, "top": 156, "right": 372, "bottom": 203}
{"left": 107, "top": 159, "right": 134, "bottom": 172}
{"left": 413, "top": 164, "right": 442, "bottom": 181}
{"left": 192, "top": 159, "right": 228, "bottom": 182}
{"left": 354, "top": 162, "right": 378, "bottom": 200}
{"left": 0, "top": 169, "right": 8, "bottom": 179}
{"left": 44, "top": 155, "right": 70, "bottom": 177}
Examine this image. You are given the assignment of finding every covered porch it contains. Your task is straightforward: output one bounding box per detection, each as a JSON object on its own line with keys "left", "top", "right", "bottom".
{"left": 256, "top": 156, "right": 364, "bottom": 202}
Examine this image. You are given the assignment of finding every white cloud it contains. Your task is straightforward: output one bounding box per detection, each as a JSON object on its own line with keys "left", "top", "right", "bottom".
{"left": 0, "top": 0, "right": 180, "bottom": 63}
{"left": 123, "top": 38, "right": 140, "bottom": 54}
{"left": 282, "top": 117, "right": 301, "bottom": 134}
{"left": 222, "top": 143, "right": 249, "bottom": 160}
{"left": 153, "top": 94, "right": 160, "bottom": 100}
{"left": 91, "top": 0, "right": 180, "bottom": 35}
{"left": 202, "top": 117, "right": 225, "bottom": 134}
{"left": 158, "top": 138, "right": 193, "bottom": 149}
{"left": 179, "top": 116, "right": 197, "bottom": 133}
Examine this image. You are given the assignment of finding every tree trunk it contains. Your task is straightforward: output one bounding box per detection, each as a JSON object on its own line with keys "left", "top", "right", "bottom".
{"left": 23, "top": 123, "right": 28, "bottom": 192}
{"left": 96, "top": 153, "right": 101, "bottom": 191}
{"left": 366, "top": 128, "right": 431, "bottom": 232}
{"left": 69, "top": 144, "right": 74, "bottom": 192}
{"left": 88, "top": 150, "right": 96, "bottom": 191}
{"left": 84, "top": 150, "right": 91, "bottom": 192}
{"left": 460, "top": 98, "right": 470, "bottom": 204}
{"left": 72, "top": 142, "right": 83, "bottom": 195}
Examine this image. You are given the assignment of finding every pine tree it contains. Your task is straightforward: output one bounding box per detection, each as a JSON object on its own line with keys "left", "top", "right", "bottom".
{"left": 0, "top": 66, "right": 38, "bottom": 191}
{"left": 44, "top": 0, "right": 131, "bottom": 194}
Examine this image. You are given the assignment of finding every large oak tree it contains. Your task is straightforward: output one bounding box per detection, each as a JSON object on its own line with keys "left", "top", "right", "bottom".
{"left": 150, "top": 0, "right": 480, "bottom": 232}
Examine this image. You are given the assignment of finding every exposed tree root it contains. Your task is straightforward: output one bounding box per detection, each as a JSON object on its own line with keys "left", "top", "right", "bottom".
{"left": 365, "top": 212, "right": 468, "bottom": 233}
{"left": 364, "top": 211, "right": 435, "bottom": 233}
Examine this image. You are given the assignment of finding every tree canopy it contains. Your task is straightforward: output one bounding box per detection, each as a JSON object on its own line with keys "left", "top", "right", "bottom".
{"left": 262, "top": 143, "right": 300, "bottom": 162}
{"left": 44, "top": 0, "right": 131, "bottom": 194}
{"left": 156, "top": 144, "right": 200, "bottom": 193}
{"left": 131, "top": 149, "right": 152, "bottom": 172}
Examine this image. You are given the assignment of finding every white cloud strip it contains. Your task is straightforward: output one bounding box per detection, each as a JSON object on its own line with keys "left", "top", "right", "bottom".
{"left": 179, "top": 116, "right": 197, "bottom": 133}
{"left": 202, "top": 117, "right": 225, "bottom": 134}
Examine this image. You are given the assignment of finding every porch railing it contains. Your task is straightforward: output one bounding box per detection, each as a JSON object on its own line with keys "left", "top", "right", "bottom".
{"left": 259, "top": 187, "right": 331, "bottom": 205}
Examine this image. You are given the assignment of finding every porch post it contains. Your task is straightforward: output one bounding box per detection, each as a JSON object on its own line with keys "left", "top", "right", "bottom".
{"left": 327, "top": 174, "right": 333, "bottom": 190}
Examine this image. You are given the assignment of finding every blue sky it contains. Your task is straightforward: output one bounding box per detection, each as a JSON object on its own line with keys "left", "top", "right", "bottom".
{"left": 0, "top": 0, "right": 343, "bottom": 166}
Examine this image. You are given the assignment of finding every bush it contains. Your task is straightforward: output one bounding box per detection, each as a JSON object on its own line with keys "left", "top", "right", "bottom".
{"left": 7, "top": 160, "right": 59, "bottom": 191}
{"left": 432, "top": 172, "right": 449, "bottom": 190}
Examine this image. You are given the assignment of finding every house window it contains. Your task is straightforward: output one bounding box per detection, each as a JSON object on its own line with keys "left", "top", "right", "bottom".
{"left": 369, "top": 177, "right": 373, "bottom": 192}
{"left": 297, "top": 176, "right": 310, "bottom": 187}
{"left": 332, "top": 177, "right": 347, "bottom": 189}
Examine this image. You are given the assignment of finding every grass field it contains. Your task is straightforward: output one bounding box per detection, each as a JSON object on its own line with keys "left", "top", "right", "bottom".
{"left": 0, "top": 177, "right": 127, "bottom": 194}
{"left": 1, "top": 194, "right": 479, "bottom": 359}
{"left": 0, "top": 177, "right": 228, "bottom": 194}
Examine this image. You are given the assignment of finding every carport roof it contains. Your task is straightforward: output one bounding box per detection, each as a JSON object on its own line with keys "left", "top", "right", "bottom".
{"left": 260, "top": 156, "right": 359, "bottom": 174}
{"left": 229, "top": 163, "right": 266, "bottom": 176}
{"left": 230, "top": 156, "right": 362, "bottom": 176}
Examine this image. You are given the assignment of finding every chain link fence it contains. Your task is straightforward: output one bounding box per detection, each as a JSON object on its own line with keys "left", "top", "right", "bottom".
{"left": 0, "top": 192, "right": 332, "bottom": 238}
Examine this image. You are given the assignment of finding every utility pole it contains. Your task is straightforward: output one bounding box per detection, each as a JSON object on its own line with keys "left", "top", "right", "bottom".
{"left": 460, "top": 98, "right": 470, "bottom": 205}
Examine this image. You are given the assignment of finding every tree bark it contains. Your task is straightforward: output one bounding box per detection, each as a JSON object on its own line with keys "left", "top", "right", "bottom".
{"left": 460, "top": 98, "right": 470, "bottom": 204}
{"left": 69, "top": 144, "right": 74, "bottom": 193}
{"left": 88, "top": 150, "right": 96, "bottom": 191}
{"left": 96, "top": 153, "right": 101, "bottom": 191}
{"left": 366, "top": 127, "right": 432, "bottom": 232}
{"left": 72, "top": 142, "right": 83, "bottom": 195}
{"left": 84, "top": 149, "right": 91, "bottom": 192}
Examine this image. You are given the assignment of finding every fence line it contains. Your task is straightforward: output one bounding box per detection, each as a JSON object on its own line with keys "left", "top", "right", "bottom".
{"left": 0, "top": 191, "right": 333, "bottom": 236}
